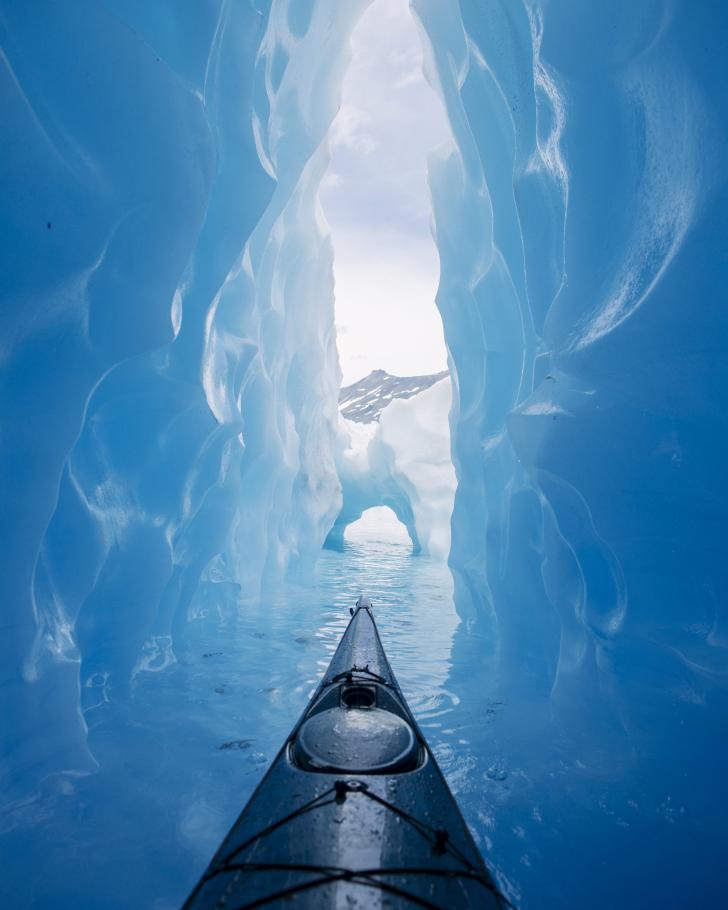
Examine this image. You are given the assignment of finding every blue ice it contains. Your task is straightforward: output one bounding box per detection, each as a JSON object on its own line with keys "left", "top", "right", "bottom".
{"left": 1, "top": 1, "right": 727, "bottom": 908}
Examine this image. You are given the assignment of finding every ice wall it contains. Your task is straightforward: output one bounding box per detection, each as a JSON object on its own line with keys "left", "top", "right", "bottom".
{"left": 328, "top": 377, "right": 455, "bottom": 557}
{"left": 414, "top": 0, "right": 728, "bottom": 904}
{"left": 0, "top": 0, "right": 366, "bottom": 803}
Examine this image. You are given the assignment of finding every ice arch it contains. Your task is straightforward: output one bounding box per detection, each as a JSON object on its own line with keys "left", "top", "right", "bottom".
{"left": 327, "top": 377, "right": 455, "bottom": 559}
{"left": 325, "top": 422, "right": 422, "bottom": 553}
{"left": 343, "top": 506, "right": 413, "bottom": 547}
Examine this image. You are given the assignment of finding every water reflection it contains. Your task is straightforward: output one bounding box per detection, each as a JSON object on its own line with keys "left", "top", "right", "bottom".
{"left": 0, "top": 524, "right": 465, "bottom": 910}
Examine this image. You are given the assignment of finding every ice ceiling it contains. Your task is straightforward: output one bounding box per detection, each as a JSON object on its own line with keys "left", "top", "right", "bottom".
{"left": 1, "top": 0, "right": 727, "bottom": 907}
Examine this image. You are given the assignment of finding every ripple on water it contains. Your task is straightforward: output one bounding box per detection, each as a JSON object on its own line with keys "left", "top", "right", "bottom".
{"left": 0, "top": 530, "right": 465, "bottom": 910}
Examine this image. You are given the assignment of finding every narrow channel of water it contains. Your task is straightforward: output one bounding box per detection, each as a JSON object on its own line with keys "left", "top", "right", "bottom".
{"left": 1, "top": 522, "right": 474, "bottom": 909}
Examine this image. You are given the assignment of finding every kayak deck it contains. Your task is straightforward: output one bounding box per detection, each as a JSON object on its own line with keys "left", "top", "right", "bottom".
{"left": 183, "top": 599, "right": 508, "bottom": 909}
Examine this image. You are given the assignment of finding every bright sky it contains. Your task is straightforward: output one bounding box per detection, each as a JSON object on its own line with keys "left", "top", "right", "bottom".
{"left": 320, "top": 0, "right": 452, "bottom": 385}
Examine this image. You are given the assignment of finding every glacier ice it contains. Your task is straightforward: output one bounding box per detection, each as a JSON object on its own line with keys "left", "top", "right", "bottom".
{"left": 1, "top": 0, "right": 727, "bottom": 908}
{"left": 0, "top": 0, "right": 366, "bottom": 803}
{"left": 329, "top": 371, "right": 455, "bottom": 558}
{"left": 413, "top": 0, "right": 728, "bottom": 904}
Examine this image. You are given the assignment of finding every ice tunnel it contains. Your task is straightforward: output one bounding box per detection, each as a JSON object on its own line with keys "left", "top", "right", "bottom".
{"left": 1, "top": 1, "right": 727, "bottom": 909}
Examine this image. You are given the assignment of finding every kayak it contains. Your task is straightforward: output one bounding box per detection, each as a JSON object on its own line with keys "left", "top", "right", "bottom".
{"left": 183, "top": 597, "right": 509, "bottom": 909}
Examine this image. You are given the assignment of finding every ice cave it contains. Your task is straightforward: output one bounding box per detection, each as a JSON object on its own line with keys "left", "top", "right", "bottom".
{"left": 1, "top": 0, "right": 727, "bottom": 908}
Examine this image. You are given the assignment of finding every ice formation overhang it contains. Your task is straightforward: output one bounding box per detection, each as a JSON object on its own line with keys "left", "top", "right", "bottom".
{"left": 414, "top": 0, "right": 728, "bottom": 903}
{"left": 0, "top": 0, "right": 369, "bottom": 800}
{"left": 328, "top": 373, "right": 455, "bottom": 558}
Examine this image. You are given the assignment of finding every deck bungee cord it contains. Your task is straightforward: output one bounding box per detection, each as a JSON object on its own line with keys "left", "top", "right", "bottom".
{"left": 183, "top": 597, "right": 511, "bottom": 909}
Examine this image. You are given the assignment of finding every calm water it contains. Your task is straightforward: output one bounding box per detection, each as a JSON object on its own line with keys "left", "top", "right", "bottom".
{"left": 4, "top": 528, "right": 712, "bottom": 910}
{"left": 9, "top": 513, "right": 690, "bottom": 910}
{"left": 2, "top": 512, "right": 488, "bottom": 910}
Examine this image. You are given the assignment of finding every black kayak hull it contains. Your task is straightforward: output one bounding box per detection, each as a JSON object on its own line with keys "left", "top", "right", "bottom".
{"left": 183, "top": 601, "right": 507, "bottom": 909}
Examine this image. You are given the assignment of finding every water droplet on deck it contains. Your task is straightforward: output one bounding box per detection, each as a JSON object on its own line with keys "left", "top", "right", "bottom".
{"left": 486, "top": 764, "right": 508, "bottom": 781}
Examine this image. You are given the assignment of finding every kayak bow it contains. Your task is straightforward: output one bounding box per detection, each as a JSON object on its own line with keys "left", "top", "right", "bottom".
{"left": 183, "top": 597, "right": 508, "bottom": 909}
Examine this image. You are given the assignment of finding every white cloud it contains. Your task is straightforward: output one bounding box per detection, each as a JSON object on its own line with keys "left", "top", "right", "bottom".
{"left": 331, "top": 226, "right": 447, "bottom": 383}
{"left": 329, "top": 104, "right": 378, "bottom": 154}
{"left": 394, "top": 67, "right": 422, "bottom": 90}
{"left": 320, "top": 0, "right": 452, "bottom": 384}
{"left": 320, "top": 171, "right": 343, "bottom": 189}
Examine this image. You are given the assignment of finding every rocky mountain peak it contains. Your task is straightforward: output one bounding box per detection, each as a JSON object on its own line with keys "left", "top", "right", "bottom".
{"left": 339, "top": 368, "right": 449, "bottom": 423}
